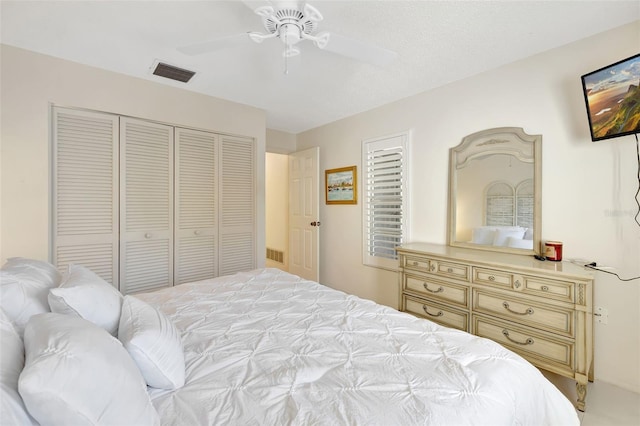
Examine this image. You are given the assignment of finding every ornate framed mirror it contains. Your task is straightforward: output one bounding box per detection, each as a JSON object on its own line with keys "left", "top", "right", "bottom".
{"left": 448, "top": 127, "right": 542, "bottom": 255}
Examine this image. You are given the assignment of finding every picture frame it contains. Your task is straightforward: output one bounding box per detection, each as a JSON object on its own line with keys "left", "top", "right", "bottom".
{"left": 325, "top": 166, "right": 357, "bottom": 205}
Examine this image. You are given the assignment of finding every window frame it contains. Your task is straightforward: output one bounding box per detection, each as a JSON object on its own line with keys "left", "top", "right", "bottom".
{"left": 361, "top": 131, "right": 410, "bottom": 270}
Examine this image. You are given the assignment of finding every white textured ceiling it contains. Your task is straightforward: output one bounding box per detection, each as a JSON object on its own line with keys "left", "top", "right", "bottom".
{"left": 1, "top": 1, "right": 638, "bottom": 133}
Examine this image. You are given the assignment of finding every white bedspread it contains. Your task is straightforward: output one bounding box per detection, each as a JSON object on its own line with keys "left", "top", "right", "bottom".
{"left": 138, "top": 268, "right": 579, "bottom": 426}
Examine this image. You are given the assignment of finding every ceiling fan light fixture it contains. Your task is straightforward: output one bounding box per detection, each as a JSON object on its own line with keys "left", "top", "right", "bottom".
{"left": 254, "top": 5, "right": 278, "bottom": 21}
{"left": 248, "top": 32, "right": 273, "bottom": 43}
{"left": 283, "top": 46, "right": 300, "bottom": 58}
{"left": 279, "top": 23, "right": 302, "bottom": 45}
{"left": 313, "top": 32, "right": 330, "bottom": 49}
{"left": 302, "top": 3, "right": 323, "bottom": 22}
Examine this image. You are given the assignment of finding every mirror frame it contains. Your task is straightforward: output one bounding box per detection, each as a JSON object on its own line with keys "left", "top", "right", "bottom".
{"left": 448, "top": 127, "right": 542, "bottom": 255}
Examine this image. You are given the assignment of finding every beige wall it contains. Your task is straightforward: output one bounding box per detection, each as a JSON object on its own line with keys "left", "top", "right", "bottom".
{"left": 297, "top": 22, "right": 640, "bottom": 393}
{"left": 266, "top": 128, "right": 297, "bottom": 154}
{"left": 265, "top": 153, "right": 289, "bottom": 270}
{"left": 0, "top": 45, "right": 267, "bottom": 267}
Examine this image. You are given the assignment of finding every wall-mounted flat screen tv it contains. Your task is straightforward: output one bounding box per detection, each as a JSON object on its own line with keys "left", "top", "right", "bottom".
{"left": 581, "top": 53, "right": 640, "bottom": 142}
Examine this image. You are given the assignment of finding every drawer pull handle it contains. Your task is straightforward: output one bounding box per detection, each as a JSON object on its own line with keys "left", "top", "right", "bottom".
{"left": 502, "top": 301, "right": 534, "bottom": 316}
{"left": 502, "top": 329, "right": 534, "bottom": 346}
{"left": 541, "top": 285, "right": 549, "bottom": 291}
{"left": 488, "top": 275, "right": 495, "bottom": 281}
{"left": 423, "top": 283, "right": 444, "bottom": 293}
{"left": 144, "top": 233, "right": 152, "bottom": 239}
{"left": 430, "top": 265, "right": 436, "bottom": 271}
{"left": 514, "top": 280, "right": 521, "bottom": 288}
{"left": 422, "top": 305, "right": 443, "bottom": 317}
{"left": 447, "top": 268, "right": 453, "bottom": 273}
{"left": 412, "top": 261, "right": 419, "bottom": 266}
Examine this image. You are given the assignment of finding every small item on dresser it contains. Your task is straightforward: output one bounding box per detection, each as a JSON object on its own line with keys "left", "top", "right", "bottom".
{"left": 544, "top": 241, "right": 563, "bottom": 261}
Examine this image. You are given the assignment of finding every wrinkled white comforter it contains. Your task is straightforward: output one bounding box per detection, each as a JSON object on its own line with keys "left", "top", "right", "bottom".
{"left": 138, "top": 268, "right": 579, "bottom": 425}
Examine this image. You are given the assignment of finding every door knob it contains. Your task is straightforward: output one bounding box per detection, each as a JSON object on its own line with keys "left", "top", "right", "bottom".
{"left": 310, "top": 221, "right": 321, "bottom": 226}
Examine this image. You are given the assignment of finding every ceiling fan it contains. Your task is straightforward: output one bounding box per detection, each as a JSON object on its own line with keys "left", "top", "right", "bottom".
{"left": 178, "top": 1, "right": 398, "bottom": 69}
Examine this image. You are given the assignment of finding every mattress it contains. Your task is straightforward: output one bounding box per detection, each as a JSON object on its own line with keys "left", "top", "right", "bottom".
{"left": 138, "top": 268, "right": 579, "bottom": 425}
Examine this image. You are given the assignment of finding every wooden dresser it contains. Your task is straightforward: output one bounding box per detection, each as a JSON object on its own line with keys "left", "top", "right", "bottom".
{"left": 396, "top": 242, "right": 594, "bottom": 411}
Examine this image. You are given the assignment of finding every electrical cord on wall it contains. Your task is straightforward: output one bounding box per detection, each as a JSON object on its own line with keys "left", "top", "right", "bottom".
{"left": 584, "top": 263, "right": 640, "bottom": 282}
{"left": 634, "top": 133, "right": 640, "bottom": 227}
{"left": 584, "top": 134, "right": 640, "bottom": 282}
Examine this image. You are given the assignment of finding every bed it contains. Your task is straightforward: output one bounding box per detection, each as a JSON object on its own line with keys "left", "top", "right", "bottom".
{"left": 2, "top": 262, "right": 579, "bottom": 425}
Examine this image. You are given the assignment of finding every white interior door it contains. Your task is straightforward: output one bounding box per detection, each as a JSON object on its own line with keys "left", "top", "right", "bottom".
{"left": 288, "top": 147, "right": 319, "bottom": 281}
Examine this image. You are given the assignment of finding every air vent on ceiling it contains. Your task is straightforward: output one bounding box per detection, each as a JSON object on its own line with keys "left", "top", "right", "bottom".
{"left": 152, "top": 62, "right": 195, "bottom": 83}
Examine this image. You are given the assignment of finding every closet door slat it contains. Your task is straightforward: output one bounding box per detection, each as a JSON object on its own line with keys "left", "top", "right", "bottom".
{"left": 219, "top": 135, "right": 256, "bottom": 276}
{"left": 174, "top": 128, "right": 218, "bottom": 285}
{"left": 120, "top": 117, "right": 174, "bottom": 294}
{"left": 52, "top": 107, "right": 119, "bottom": 286}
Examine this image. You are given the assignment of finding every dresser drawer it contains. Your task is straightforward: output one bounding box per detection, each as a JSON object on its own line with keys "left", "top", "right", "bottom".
{"left": 404, "top": 295, "right": 468, "bottom": 331}
{"left": 522, "top": 276, "right": 575, "bottom": 303}
{"left": 404, "top": 274, "right": 469, "bottom": 307}
{"left": 472, "top": 316, "right": 574, "bottom": 370}
{"left": 432, "top": 260, "right": 470, "bottom": 281}
{"left": 473, "top": 290, "right": 574, "bottom": 337}
{"left": 472, "top": 267, "right": 513, "bottom": 288}
{"left": 403, "top": 256, "right": 431, "bottom": 273}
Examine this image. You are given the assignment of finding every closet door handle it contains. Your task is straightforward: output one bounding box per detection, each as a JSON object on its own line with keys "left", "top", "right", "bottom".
{"left": 194, "top": 230, "right": 201, "bottom": 235}
{"left": 144, "top": 233, "right": 152, "bottom": 239}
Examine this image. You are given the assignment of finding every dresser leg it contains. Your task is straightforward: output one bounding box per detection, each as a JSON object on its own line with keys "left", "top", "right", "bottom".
{"left": 576, "top": 381, "right": 587, "bottom": 412}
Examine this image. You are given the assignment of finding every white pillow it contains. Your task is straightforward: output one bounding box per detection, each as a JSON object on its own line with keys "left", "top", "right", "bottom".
{"left": 506, "top": 236, "right": 534, "bottom": 249}
{"left": 48, "top": 264, "right": 123, "bottom": 335}
{"left": 492, "top": 229, "right": 526, "bottom": 246}
{"left": 471, "top": 227, "right": 496, "bottom": 245}
{"left": 18, "top": 313, "right": 159, "bottom": 426}
{"left": 119, "top": 296, "right": 185, "bottom": 390}
{"left": 524, "top": 227, "right": 534, "bottom": 240}
{"left": 0, "top": 310, "right": 38, "bottom": 425}
{"left": 1, "top": 257, "right": 61, "bottom": 336}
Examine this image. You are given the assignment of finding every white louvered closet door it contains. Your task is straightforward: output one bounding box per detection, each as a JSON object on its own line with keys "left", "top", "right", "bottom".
{"left": 218, "top": 135, "right": 256, "bottom": 276}
{"left": 52, "top": 108, "right": 119, "bottom": 285}
{"left": 174, "top": 128, "right": 218, "bottom": 285}
{"left": 120, "top": 118, "right": 174, "bottom": 294}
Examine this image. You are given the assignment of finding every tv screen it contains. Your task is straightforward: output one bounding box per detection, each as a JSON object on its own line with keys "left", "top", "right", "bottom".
{"left": 581, "top": 53, "right": 640, "bottom": 142}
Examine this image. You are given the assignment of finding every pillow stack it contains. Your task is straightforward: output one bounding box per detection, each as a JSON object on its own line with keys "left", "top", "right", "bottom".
{"left": 0, "top": 257, "right": 61, "bottom": 336}
{"left": 0, "top": 257, "right": 187, "bottom": 424}
{"left": 48, "top": 264, "right": 123, "bottom": 335}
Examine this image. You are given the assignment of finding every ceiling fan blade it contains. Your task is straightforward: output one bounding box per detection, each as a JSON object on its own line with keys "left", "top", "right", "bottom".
{"left": 322, "top": 33, "right": 398, "bottom": 68}
{"left": 177, "top": 33, "right": 251, "bottom": 56}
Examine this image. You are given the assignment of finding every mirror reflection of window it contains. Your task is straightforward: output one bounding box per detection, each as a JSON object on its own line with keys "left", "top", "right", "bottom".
{"left": 485, "top": 181, "right": 515, "bottom": 226}
{"left": 515, "top": 179, "right": 534, "bottom": 229}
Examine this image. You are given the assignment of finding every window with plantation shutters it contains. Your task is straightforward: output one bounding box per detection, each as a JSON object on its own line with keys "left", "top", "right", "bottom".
{"left": 362, "top": 132, "right": 409, "bottom": 270}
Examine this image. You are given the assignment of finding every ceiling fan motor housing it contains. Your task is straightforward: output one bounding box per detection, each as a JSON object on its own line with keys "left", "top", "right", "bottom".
{"left": 263, "top": 8, "right": 317, "bottom": 44}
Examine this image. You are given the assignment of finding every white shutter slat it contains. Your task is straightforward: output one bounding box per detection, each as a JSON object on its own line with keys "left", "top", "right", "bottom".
{"left": 219, "top": 136, "right": 255, "bottom": 275}
{"left": 362, "top": 133, "right": 409, "bottom": 268}
{"left": 174, "top": 128, "right": 218, "bottom": 284}
{"left": 120, "top": 118, "right": 174, "bottom": 294}
{"left": 53, "top": 107, "right": 119, "bottom": 286}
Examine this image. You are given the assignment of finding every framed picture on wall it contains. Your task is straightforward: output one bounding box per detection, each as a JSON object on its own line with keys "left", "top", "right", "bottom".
{"left": 325, "top": 166, "right": 357, "bottom": 205}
